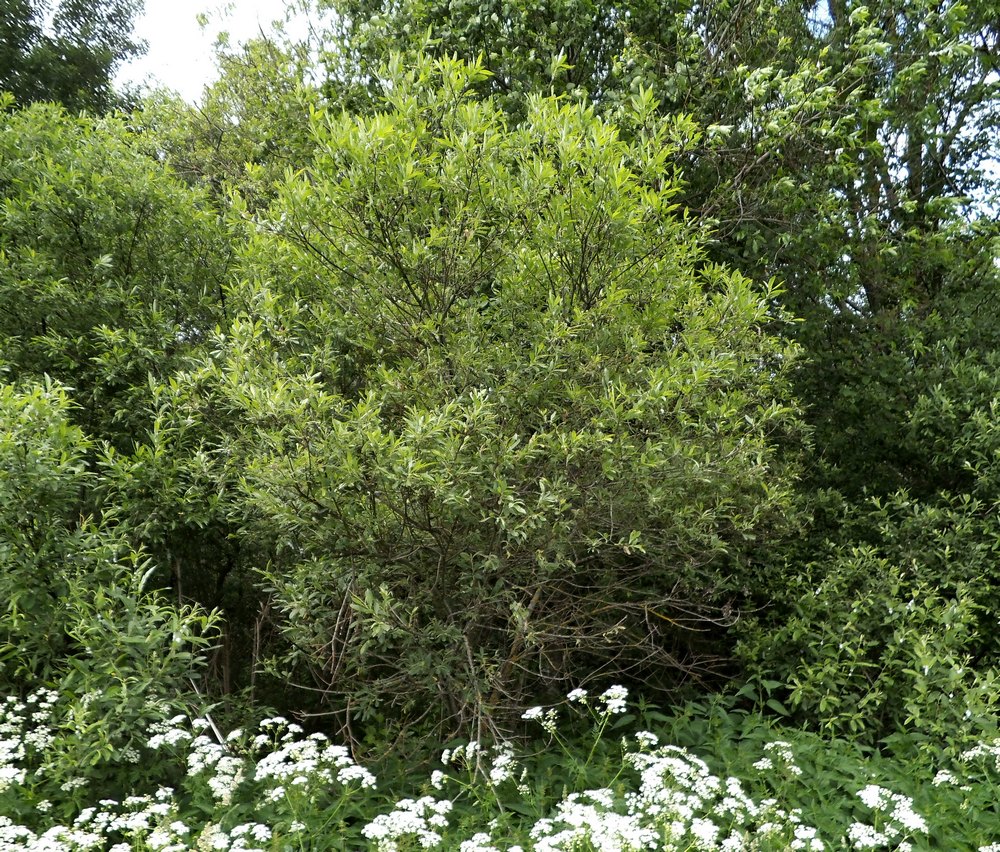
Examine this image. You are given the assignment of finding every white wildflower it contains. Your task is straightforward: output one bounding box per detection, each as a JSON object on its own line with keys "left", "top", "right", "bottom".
{"left": 599, "top": 685, "right": 629, "bottom": 714}
{"left": 848, "top": 822, "right": 890, "bottom": 849}
{"left": 932, "top": 770, "right": 957, "bottom": 786}
{"left": 635, "top": 731, "right": 659, "bottom": 749}
{"left": 460, "top": 833, "right": 500, "bottom": 852}
{"left": 691, "top": 817, "right": 719, "bottom": 846}
{"left": 489, "top": 746, "right": 517, "bottom": 785}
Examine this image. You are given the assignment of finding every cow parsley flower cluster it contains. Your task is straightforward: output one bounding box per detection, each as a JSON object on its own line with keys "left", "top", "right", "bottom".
{"left": 147, "top": 716, "right": 194, "bottom": 750}
{"left": 1, "top": 692, "right": 55, "bottom": 794}
{"left": 362, "top": 795, "right": 454, "bottom": 850}
{"left": 488, "top": 745, "right": 518, "bottom": 785}
{"left": 961, "top": 739, "right": 1000, "bottom": 773}
{"left": 599, "top": 685, "right": 629, "bottom": 715}
{"left": 621, "top": 743, "right": 824, "bottom": 850}
{"left": 521, "top": 706, "right": 559, "bottom": 734}
{"left": 442, "top": 740, "right": 483, "bottom": 768}
{"left": 634, "top": 731, "right": 659, "bottom": 750}
{"left": 847, "top": 785, "right": 928, "bottom": 849}
{"left": 253, "top": 730, "right": 376, "bottom": 792}
{"left": 530, "top": 788, "right": 658, "bottom": 852}
{"left": 752, "top": 740, "right": 803, "bottom": 776}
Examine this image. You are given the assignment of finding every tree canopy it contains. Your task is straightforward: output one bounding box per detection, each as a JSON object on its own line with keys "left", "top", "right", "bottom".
{"left": 1, "top": 0, "right": 145, "bottom": 113}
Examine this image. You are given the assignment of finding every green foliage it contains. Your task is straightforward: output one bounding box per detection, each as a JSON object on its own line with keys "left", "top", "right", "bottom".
{"left": 0, "top": 101, "right": 230, "bottom": 444}
{"left": 740, "top": 545, "right": 1000, "bottom": 751}
{"left": 0, "top": 380, "right": 91, "bottom": 679}
{"left": 321, "top": 0, "right": 636, "bottom": 116}
{"left": 0, "top": 0, "right": 144, "bottom": 113}
{"left": 1, "top": 0, "right": 998, "bottom": 823}
{"left": 315, "top": 0, "right": 1000, "bottom": 507}
{"left": 137, "top": 36, "right": 321, "bottom": 210}
{"left": 738, "top": 487, "right": 1000, "bottom": 751}
{"left": 0, "top": 381, "right": 218, "bottom": 814}
{"left": 147, "top": 54, "right": 803, "bottom": 735}
{"left": 95, "top": 373, "right": 262, "bottom": 697}
{"left": 740, "top": 336, "right": 1000, "bottom": 751}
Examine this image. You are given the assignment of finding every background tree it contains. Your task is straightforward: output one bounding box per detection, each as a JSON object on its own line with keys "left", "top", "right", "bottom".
{"left": 137, "top": 34, "right": 321, "bottom": 211}
{"left": 0, "top": 0, "right": 144, "bottom": 113}
{"left": 0, "top": 97, "right": 239, "bottom": 676}
{"left": 0, "top": 97, "right": 230, "bottom": 445}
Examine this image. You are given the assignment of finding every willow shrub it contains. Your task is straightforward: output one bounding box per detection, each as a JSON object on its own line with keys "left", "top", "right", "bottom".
{"left": 148, "top": 54, "right": 802, "bottom": 736}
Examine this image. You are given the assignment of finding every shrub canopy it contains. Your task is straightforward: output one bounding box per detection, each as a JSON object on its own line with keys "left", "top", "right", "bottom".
{"left": 147, "top": 55, "right": 804, "bottom": 734}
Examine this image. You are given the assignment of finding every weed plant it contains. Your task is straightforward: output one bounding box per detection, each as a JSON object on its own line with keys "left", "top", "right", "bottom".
{"left": 2, "top": 686, "right": 1000, "bottom": 850}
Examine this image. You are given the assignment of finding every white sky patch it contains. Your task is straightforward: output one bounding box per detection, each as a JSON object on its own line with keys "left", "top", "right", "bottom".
{"left": 116, "top": 0, "right": 297, "bottom": 103}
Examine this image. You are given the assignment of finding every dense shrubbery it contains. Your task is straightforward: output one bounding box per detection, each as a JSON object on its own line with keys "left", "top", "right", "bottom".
{"left": 1, "top": 0, "right": 999, "bottom": 845}
{"left": 0, "top": 382, "right": 218, "bottom": 806}
{"left": 0, "top": 96, "right": 230, "bottom": 443}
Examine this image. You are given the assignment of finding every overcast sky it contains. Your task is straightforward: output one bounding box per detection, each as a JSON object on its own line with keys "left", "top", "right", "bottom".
{"left": 116, "top": 0, "right": 298, "bottom": 103}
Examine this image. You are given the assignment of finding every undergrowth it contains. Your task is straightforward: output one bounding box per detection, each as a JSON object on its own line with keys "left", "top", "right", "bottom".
{"left": 3, "top": 686, "right": 1000, "bottom": 850}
